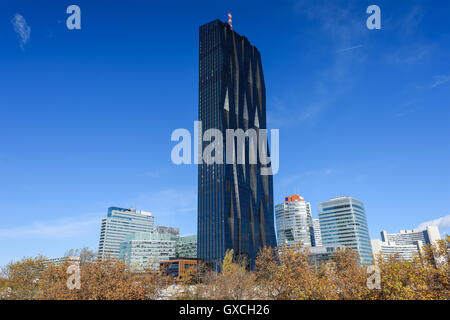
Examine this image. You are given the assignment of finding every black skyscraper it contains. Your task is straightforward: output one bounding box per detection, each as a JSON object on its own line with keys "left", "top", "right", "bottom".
{"left": 198, "top": 19, "right": 277, "bottom": 269}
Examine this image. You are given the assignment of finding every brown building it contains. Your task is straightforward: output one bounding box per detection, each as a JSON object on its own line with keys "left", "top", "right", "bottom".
{"left": 160, "top": 258, "right": 198, "bottom": 278}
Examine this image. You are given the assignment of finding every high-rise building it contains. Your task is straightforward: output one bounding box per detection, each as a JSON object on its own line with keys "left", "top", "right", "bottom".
{"left": 176, "top": 235, "right": 197, "bottom": 258}
{"left": 318, "top": 196, "right": 373, "bottom": 265}
{"left": 371, "top": 239, "right": 423, "bottom": 261}
{"left": 275, "top": 195, "right": 312, "bottom": 247}
{"left": 197, "top": 19, "right": 277, "bottom": 269}
{"left": 311, "top": 218, "right": 323, "bottom": 247}
{"left": 380, "top": 226, "right": 441, "bottom": 245}
{"left": 119, "top": 232, "right": 177, "bottom": 271}
{"left": 371, "top": 226, "right": 441, "bottom": 261}
{"left": 98, "top": 207, "right": 154, "bottom": 260}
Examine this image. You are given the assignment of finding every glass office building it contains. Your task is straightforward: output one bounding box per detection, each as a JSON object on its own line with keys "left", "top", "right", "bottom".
{"left": 98, "top": 207, "right": 155, "bottom": 260}
{"left": 198, "top": 19, "right": 277, "bottom": 269}
{"left": 119, "top": 232, "right": 177, "bottom": 271}
{"left": 311, "top": 218, "right": 323, "bottom": 247}
{"left": 176, "top": 235, "right": 197, "bottom": 258}
{"left": 318, "top": 196, "right": 373, "bottom": 265}
{"left": 275, "top": 195, "right": 313, "bottom": 247}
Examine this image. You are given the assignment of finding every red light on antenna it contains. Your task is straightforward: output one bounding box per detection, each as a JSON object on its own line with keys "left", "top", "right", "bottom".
{"left": 228, "top": 13, "right": 232, "bottom": 30}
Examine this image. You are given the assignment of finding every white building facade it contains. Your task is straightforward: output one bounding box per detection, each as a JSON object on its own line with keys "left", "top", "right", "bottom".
{"left": 98, "top": 207, "right": 155, "bottom": 260}
{"left": 372, "top": 226, "right": 441, "bottom": 261}
{"left": 275, "top": 195, "right": 313, "bottom": 248}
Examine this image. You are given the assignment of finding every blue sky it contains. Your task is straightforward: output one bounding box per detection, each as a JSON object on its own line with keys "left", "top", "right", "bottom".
{"left": 0, "top": 0, "right": 449, "bottom": 266}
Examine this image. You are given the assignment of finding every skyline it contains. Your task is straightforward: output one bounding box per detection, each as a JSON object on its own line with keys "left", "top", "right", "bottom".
{"left": 1, "top": 0, "right": 450, "bottom": 266}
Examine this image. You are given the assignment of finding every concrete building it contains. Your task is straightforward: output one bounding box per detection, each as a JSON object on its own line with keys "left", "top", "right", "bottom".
{"left": 380, "top": 226, "right": 441, "bottom": 245}
{"left": 318, "top": 196, "right": 373, "bottom": 265}
{"left": 371, "top": 239, "right": 423, "bottom": 261}
{"left": 371, "top": 226, "right": 441, "bottom": 261}
{"left": 275, "top": 195, "right": 313, "bottom": 248}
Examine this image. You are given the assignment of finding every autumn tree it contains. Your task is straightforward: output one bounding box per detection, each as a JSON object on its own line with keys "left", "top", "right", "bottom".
{"left": 255, "top": 244, "right": 335, "bottom": 300}
{"left": 38, "top": 258, "right": 171, "bottom": 300}
{"left": 1, "top": 255, "right": 47, "bottom": 300}
{"left": 64, "top": 247, "right": 96, "bottom": 265}
{"left": 326, "top": 248, "right": 372, "bottom": 299}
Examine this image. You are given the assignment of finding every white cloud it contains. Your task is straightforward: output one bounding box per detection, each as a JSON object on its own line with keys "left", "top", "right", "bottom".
{"left": 0, "top": 215, "right": 101, "bottom": 239}
{"left": 337, "top": 44, "right": 363, "bottom": 53}
{"left": 11, "top": 14, "right": 31, "bottom": 49}
{"left": 430, "top": 75, "right": 450, "bottom": 88}
{"left": 417, "top": 215, "right": 450, "bottom": 231}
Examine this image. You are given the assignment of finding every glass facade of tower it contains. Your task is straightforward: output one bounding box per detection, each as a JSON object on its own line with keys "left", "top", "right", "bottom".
{"left": 198, "top": 20, "right": 277, "bottom": 269}
{"left": 98, "top": 207, "right": 154, "bottom": 260}
{"left": 318, "top": 196, "right": 373, "bottom": 265}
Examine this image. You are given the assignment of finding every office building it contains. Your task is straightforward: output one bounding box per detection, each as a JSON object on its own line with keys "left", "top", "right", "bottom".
{"left": 198, "top": 19, "right": 277, "bottom": 269}
{"left": 318, "top": 196, "right": 373, "bottom": 265}
{"left": 176, "top": 235, "right": 197, "bottom": 258}
{"left": 45, "top": 256, "right": 80, "bottom": 266}
{"left": 155, "top": 226, "right": 180, "bottom": 237}
{"left": 371, "top": 226, "right": 441, "bottom": 261}
{"left": 119, "top": 232, "right": 177, "bottom": 271}
{"left": 98, "top": 207, "right": 154, "bottom": 260}
{"left": 380, "top": 226, "right": 441, "bottom": 245}
{"left": 311, "top": 218, "right": 322, "bottom": 247}
{"left": 160, "top": 258, "right": 198, "bottom": 278}
{"left": 308, "top": 244, "right": 345, "bottom": 267}
{"left": 275, "top": 195, "right": 313, "bottom": 247}
{"left": 371, "top": 239, "right": 422, "bottom": 261}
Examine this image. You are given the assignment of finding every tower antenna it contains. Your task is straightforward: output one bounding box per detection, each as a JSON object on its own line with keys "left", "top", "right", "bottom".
{"left": 228, "top": 13, "right": 232, "bottom": 30}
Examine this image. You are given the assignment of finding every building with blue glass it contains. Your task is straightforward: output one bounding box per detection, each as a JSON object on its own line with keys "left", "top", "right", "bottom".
{"left": 318, "top": 196, "right": 373, "bottom": 265}
{"left": 197, "top": 19, "right": 277, "bottom": 269}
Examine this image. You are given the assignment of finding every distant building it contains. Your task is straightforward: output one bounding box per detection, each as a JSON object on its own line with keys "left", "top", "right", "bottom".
{"left": 119, "top": 232, "right": 177, "bottom": 271}
{"left": 311, "top": 218, "right": 322, "bottom": 247}
{"left": 155, "top": 226, "right": 180, "bottom": 237}
{"left": 176, "top": 235, "right": 197, "bottom": 259}
{"left": 275, "top": 195, "right": 313, "bottom": 247}
{"left": 371, "top": 239, "right": 422, "bottom": 261}
{"left": 371, "top": 226, "right": 441, "bottom": 261}
{"left": 160, "top": 258, "right": 198, "bottom": 278}
{"left": 308, "top": 244, "right": 345, "bottom": 266}
{"left": 45, "top": 256, "right": 80, "bottom": 266}
{"left": 318, "top": 196, "right": 373, "bottom": 265}
{"left": 98, "top": 207, "right": 154, "bottom": 260}
{"left": 380, "top": 226, "right": 441, "bottom": 245}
